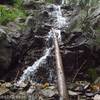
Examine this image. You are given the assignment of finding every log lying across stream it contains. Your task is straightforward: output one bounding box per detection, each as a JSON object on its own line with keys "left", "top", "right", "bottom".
{"left": 52, "top": 29, "right": 69, "bottom": 100}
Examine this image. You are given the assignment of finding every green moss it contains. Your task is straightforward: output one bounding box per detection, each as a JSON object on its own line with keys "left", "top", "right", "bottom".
{"left": 0, "top": 5, "right": 26, "bottom": 25}
{"left": 95, "top": 36, "right": 100, "bottom": 44}
{"left": 14, "top": 0, "right": 23, "bottom": 8}
{"left": 95, "top": 27, "right": 100, "bottom": 33}
{"left": 94, "top": 26, "right": 100, "bottom": 43}
{"left": 45, "top": 0, "right": 53, "bottom": 3}
{"left": 87, "top": 68, "right": 97, "bottom": 82}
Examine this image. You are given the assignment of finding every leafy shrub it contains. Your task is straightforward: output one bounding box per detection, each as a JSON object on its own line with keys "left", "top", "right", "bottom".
{"left": 0, "top": 5, "right": 26, "bottom": 25}
{"left": 14, "top": 0, "right": 23, "bottom": 8}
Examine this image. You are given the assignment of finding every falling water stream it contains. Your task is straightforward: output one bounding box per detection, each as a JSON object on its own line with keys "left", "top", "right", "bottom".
{"left": 18, "top": 3, "right": 68, "bottom": 85}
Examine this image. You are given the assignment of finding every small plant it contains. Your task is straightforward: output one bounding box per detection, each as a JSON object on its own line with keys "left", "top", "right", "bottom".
{"left": 0, "top": 4, "right": 26, "bottom": 25}
{"left": 14, "top": 0, "right": 23, "bottom": 8}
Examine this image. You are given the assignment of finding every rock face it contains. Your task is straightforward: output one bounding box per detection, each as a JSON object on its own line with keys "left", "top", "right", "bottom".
{"left": 0, "top": 28, "right": 12, "bottom": 76}
{"left": 22, "top": 0, "right": 45, "bottom": 9}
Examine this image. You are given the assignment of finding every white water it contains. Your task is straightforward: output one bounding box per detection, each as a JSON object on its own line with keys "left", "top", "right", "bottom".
{"left": 51, "top": 5, "right": 66, "bottom": 29}
{"left": 17, "top": 4, "right": 67, "bottom": 84}
{"left": 62, "top": 0, "right": 69, "bottom": 5}
{"left": 50, "top": 5, "right": 68, "bottom": 42}
{"left": 61, "top": 0, "right": 64, "bottom": 5}
{"left": 18, "top": 48, "right": 52, "bottom": 84}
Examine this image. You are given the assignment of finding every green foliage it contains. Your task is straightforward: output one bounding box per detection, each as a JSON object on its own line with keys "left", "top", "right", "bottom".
{"left": 0, "top": 5, "right": 26, "bottom": 25}
{"left": 6, "top": 0, "right": 23, "bottom": 8}
{"left": 95, "top": 36, "right": 100, "bottom": 44}
{"left": 14, "top": 0, "right": 23, "bottom": 8}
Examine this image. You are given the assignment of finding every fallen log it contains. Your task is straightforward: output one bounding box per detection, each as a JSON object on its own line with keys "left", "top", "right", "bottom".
{"left": 52, "top": 28, "right": 69, "bottom": 100}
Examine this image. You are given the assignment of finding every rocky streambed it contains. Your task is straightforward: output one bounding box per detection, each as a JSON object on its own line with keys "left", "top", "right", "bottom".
{"left": 0, "top": 0, "right": 100, "bottom": 100}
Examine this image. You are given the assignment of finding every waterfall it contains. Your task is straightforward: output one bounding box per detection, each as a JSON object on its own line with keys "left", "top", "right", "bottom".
{"left": 17, "top": 3, "right": 68, "bottom": 85}
{"left": 61, "top": 0, "right": 64, "bottom": 5}
{"left": 18, "top": 48, "right": 52, "bottom": 84}
{"left": 17, "top": 31, "right": 53, "bottom": 84}
{"left": 50, "top": 4, "right": 67, "bottom": 42}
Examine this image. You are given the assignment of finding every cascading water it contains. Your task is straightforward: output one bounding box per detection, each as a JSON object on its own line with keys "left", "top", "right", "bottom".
{"left": 18, "top": 31, "right": 53, "bottom": 84}
{"left": 61, "top": 0, "right": 64, "bottom": 5}
{"left": 17, "top": 3, "right": 69, "bottom": 85}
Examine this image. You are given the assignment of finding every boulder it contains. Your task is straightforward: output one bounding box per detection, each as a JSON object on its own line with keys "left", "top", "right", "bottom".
{"left": 0, "top": 23, "right": 22, "bottom": 80}
{"left": 25, "top": 16, "right": 36, "bottom": 29}
{"left": 22, "top": 0, "right": 45, "bottom": 9}
{"left": 0, "top": 28, "right": 12, "bottom": 74}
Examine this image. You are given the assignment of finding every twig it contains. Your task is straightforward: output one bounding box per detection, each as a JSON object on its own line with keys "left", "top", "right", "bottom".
{"left": 14, "top": 69, "right": 20, "bottom": 82}
{"left": 72, "top": 60, "right": 87, "bottom": 82}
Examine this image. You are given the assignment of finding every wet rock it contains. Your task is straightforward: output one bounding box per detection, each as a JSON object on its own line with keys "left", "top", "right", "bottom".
{"left": 27, "top": 86, "right": 35, "bottom": 94}
{"left": 90, "top": 7, "right": 100, "bottom": 19}
{"left": 85, "top": 92, "right": 94, "bottom": 97}
{"left": 42, "top": 11, "right": 49, "bottom": 18}
{"left": 61, "top": 5, "right": 74, "bottom": 11}
{"left": 75, "top": 81, "right": 90, "bottom": 89}
{"left": 41, "top": 86, "right": 58, "bottom": 97}
{"left": 0, "top": 24, "right": 24, "bottom": 81}
{"left": 68, "top": 90, "right": 79, "bottom": 96}
{"left": 15, "top": 81, "right": 30, "bottom": 90}
{"left": 47, "top": 4, "right": 56, "bottom": 12}
{"left": 25, "top": 16, "right": 36, "bottom": 28}
{"left": 5, "top": 82, "right": 12, "bottom": 88}
{"left": 19, "top": 82, "right": 28, "bottom": 88}
{"left": 7, "top": 22, "right": 21, "bottom": 32}
{"left": 68, "top": 90, "right": 80, "bottom": 100}
{"left": 54, "top": 0, "right": 62, "bottom": 5}
{"left": 22, "top": 0, "right": 45, "bottom": 9}
{"left": 65, "top": 12, "right": 81, "bottom": 32}
{"left": 68, "top": 83, "right": 77, "bottom": 90}
{"left": 10, "top": 85, "right": 18, "bottom": 92}
{"left": 94, "top": 77, "right": 100, "bottom": 84}
{"left": 0, "top": 80, "right": 5, "bottom": 84}
{"left": 84, "top": 83, "right": 90, "bottom": 90}
{"left": 93, "top": 94, "right": 100, "bottom": 100}
{"left": 15, "top": 17, "right": 26, "bottom": 24}
{"left": 68, "top": 81, "right": 90, "bottom": 94}
{"left": 66, "top": 32, "right": 87, "bottom": 48}
{"left": 0, "top": 28, "right": 12, "bottom": 76}
{"left": 0, "top": 84, "right": 9, "bottom": 95}
{"left": 74, "top": 85, "right": 84, "bottom": 92}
